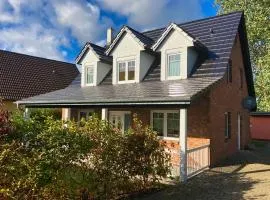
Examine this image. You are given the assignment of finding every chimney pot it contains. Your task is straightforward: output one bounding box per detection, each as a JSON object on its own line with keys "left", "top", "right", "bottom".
{"left": 107, "top": 27, "right": 114, "bottom": 46}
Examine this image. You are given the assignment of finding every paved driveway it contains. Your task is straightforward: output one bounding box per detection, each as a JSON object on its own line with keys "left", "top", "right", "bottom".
{"left": 133, "top": 141, "right": 270, "bottom": 200}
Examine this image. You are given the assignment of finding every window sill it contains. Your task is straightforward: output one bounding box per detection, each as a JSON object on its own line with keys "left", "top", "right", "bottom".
{"left": 158, "top": 136, "right": 179, "bottom": 141}
{"left": 85, "top": 84, "right": 95, "bottom": 86}
{"left": 165, "top": 76, "right": 187, "bottom": 81}
{"left": 117, "top": 81, "right": 136, "bottom": 84}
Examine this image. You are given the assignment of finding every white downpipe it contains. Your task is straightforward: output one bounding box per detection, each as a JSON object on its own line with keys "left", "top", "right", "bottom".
{"left": 238, "top": 113, "right": 241, "bottom": 150}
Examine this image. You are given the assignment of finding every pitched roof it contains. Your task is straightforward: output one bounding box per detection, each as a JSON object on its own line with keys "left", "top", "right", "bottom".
{"left": 0, "top": 50, "right": 79, "bottom": 101}
{"left": 17, "top": 76, "right": 219, "bottom": 106}
{"left": 105, "top": 26, "right": 154, "bottom": 55}
{"left": 17, "top": 11, "right": 255, "bottom": 106}
{"left": 76, "top": 42, "right": 112, "bottom": 64}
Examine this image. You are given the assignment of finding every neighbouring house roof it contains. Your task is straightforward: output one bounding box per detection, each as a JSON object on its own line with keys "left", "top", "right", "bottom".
{"left": 17, "top": 11, "right": 255, "bottom": 107}
{"left": 0, "top": 50, "right": 79, "bottom": 101}
{"left": 76, "top": 42, "right": 112, "bottom": 64}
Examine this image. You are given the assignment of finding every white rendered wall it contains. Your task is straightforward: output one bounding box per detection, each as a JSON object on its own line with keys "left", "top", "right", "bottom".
{"left": 157, "top": 29, "right": 197, "bottom": 80}
{"left": 80, "top": 49, "right": 99, "bottom": 87}
{"left": 111, "top": 32, "right": 143, "bottom": 84}
{"left": 139, "top": 51, "right": 155, "bottom": 81}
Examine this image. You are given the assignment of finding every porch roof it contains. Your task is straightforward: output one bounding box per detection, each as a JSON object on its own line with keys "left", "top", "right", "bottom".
{"left": 17, "top": 75, "right": 220, "bottom": 107}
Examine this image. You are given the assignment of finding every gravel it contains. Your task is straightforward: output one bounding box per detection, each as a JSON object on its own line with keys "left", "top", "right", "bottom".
{"left": 132, "top": 141, "right": 270, "bottom": 200}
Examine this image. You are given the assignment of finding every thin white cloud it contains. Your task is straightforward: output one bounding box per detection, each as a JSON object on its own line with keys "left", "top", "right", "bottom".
{"left": 97, "top": 0, "right": 207, "bottom": 30}
{"left": 0, "top": 24, "right": 66, "bottom": 60}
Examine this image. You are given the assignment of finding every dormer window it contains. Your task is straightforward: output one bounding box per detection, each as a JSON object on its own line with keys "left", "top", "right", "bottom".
{"left": 85, "top": 65, "right": 94, "bottom": 85}
{"left": 118, "top": 60, "right": 135, "bottom": 83}
{"left": 167, "top": 53, "right": 181, "bottom": 79}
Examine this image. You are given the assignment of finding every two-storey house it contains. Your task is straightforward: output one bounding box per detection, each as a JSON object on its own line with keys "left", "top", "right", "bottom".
{"left": 18, "top": 11, "right": 256, "bottom": 181}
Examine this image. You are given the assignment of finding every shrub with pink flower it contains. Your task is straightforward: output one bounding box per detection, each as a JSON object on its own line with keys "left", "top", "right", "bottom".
{"left": 0, "top": 100, "right": 11, "bottom": 135}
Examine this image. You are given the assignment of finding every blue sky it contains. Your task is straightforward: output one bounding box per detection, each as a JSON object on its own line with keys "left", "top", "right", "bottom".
{"left": 0, "top": 0, "right": 217, "bottom": 63}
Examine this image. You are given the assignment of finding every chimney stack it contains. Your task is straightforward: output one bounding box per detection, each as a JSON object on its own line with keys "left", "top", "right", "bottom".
{"left": 106, "top": 27, "right": 114, "bottom": 47}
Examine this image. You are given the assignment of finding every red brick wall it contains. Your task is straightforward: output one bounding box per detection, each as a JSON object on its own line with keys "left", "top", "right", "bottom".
{"left": 208, "top": 34, "right": 250, "bottom": 165}
{"left": 188, "top": 92, "right": 211, "bottom": 138}
{"left": 161, "top": 137, "right": 210, "bottom": 168}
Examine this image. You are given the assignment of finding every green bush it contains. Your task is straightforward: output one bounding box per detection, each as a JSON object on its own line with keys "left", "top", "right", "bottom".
{"left": 29, "top": 108, "right": 61, "bottom": 121}
{"left": 0, "top": 113, "right": 171, "bottom": 199}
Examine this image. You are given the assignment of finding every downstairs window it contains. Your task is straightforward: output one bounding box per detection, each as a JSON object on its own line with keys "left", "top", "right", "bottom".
{"left": 151, "top": 110, "right": 180, "bottom": 138}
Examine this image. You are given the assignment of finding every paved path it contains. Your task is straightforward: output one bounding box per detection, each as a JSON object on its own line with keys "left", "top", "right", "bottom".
{"left": 133, "top": 142, "right": 270, "bottom": 200}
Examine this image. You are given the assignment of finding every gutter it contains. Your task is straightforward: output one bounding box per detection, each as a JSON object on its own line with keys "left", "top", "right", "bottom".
{"left": 16, "top": 100, "right": 191, "bottom": 108}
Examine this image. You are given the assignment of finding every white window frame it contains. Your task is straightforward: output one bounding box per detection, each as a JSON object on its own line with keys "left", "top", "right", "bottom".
{"left": 85, "top": 64, "right": 94, "bottom": 86}
{"left": 78, "top": 109, "right": 94, "bottom": 121}
{"left": 117, "top": 60, "right": 136, "bottom": 84}
{"left": 166, "top": 52, "right": 181, "bottom": 80}
{"left": 150, "top": 110, "right": 180, "bottom": 140}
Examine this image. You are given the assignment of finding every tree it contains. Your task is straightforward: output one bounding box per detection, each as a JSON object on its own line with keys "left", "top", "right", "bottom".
{"left": 215, "top": 0, "right": 270, "bottom": 111}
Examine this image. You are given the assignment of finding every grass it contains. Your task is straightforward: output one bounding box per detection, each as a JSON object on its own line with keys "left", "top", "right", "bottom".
{"left": 251, "top": 140, "right": 268, "bottom": 148}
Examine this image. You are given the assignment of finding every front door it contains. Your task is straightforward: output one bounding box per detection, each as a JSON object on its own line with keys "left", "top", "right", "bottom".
{"left": 109, "top": 111, "right": 131, "bottom": 133}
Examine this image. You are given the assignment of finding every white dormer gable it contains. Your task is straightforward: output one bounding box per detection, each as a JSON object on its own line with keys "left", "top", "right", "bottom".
{"left": 152, "top": 23, "right": 198, "bottom": 81}
{"left": 106, "top": 27, "right": 155, "bottom": 85}
{"left": 76, "top": 43, "right": 112, "bottom": 87}
{"left": 80, "top": 47, "right": 99, "bottom": 87}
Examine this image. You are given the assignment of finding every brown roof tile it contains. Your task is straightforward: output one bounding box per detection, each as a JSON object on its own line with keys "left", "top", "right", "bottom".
{"left": 0, "top": 50, "right": 79, "bottom": 100}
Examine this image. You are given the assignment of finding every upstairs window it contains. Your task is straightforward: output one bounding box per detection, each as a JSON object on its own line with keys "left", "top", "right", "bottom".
{"left": 118, "top": 60, "right": 135, "bottom": 83}
{"left": 85, "top": 65, "right": 94, "bottom": 85}
{"left": 167, "top": 53, "right": 181, "bottom": 79}
{"left": 227, "top": 59, "right": 232, "bottom": 83}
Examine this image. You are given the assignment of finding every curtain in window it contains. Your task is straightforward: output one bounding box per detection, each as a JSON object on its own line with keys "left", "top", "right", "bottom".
{"left": 118, "top": 62, "right": 126, "bottom": 81}
{"left": 168, "top": 54, "right": 180, "bottom": 77}
{"left": 128, "top": 61, "right": 135, "bottom": 80}
{"left": 86, "top": 66, "right": 93, "bottom": 84}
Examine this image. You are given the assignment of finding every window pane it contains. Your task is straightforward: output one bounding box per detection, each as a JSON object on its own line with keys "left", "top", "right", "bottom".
{"left": 79, "top": 112, "right": 87, "bottom": 120}
{"left": 86, "top": 66, "right": 94, "bottom": 84}
{"left": 128, "top": 61, "right": 135, "bottom": 80}
{"left": 168, "top": 54, "right": 180, "bottom": 77}
{"left": 153, "top": 112, "right": 164, "bottom": 136}
{"left": 124, "top": 113, "right": 131, "bottom": 131}
{"left": 118, "top": 62, "right": 126, "bottom": 81}
{"left": 167, "top": 112, "right": 180, "bottom": 137}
